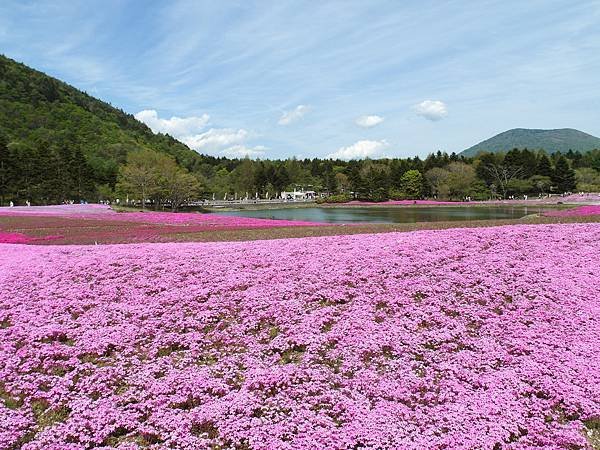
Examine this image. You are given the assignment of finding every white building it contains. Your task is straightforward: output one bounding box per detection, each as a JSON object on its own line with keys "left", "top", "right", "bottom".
{"left": 280, "top": 189, "right": 316, "bottom": 200}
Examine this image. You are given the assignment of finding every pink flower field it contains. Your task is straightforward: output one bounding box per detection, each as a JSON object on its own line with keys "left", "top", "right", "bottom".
{"left": 0, "top": 232, "right": 63, "bottom": 244}
{"left": 0, "top": 205, "right": 328, "bottom": 245}
{"left": 0, "top": 231, "right": 31, "bottom": 244}
{"left": 0, "top": 204, "right": 322, "bottom": 228}
{"left": 545, "top": 205, "right": 600, "bottom": 217}
{"left": 1, "top": 223, "right": 599, "bottom": 449}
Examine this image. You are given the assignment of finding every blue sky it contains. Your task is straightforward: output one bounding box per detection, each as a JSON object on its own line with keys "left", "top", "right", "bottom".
{"left": 2, "top": 0, "right": 600, "bottom": 159}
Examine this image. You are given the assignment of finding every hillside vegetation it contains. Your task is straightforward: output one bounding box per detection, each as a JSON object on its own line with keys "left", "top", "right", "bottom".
{"left": 0, "top": 54, "right": 221, "bottom": 202}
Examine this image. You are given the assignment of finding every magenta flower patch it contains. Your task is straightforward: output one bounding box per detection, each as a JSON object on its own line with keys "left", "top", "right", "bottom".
{"left": 545, "top": 205, "right": 600, "bottom": 217}
{"left": 0, "top": 223, "right": 599, "bottom": 449}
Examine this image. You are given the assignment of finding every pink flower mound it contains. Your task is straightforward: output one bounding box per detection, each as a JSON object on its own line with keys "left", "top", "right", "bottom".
{"left": 0, "top": 204, "right": 110, "bottom": 216}
{"left": 558, "top": 193, "right": 600, "bottom": 203}
{"left": 0, "top": 204, "right": 323, "bottom": 228}
{"left": 0, "top": 232, "right": 64, "bottom": 245}
{"left": 0, "top": 232, "right": 31, "bottom": 244}
{"left": 1, "top": 224, "right": 599, "bottom": 449}
{"left": 109, "top": 211, "right": 321, "bottom": 227}
{"left": 545, "top": 205, "right": 600, "bottom": 217}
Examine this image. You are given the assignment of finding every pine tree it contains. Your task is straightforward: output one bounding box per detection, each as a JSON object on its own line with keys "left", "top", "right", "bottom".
{"left": 57, "top": 145, "right": 74, "bottom": 201}
{"left": 0, "top": 132, "right": 11, "bottom": 206}
{"left": 552, "top": 155, "right": 576, "bottom": 193}
{"left": 70, "top": 146, "right": 94, "bottom": 201}
{"left": 520, "top": 149, "right": 538, "bottom": 178}
{"left": 273, "top": 166, "right": 290, "bottom": 193}
{"left": 347, "top": 162, "right": 363, "bottom": 198}
{"left": 475, "top": 153, "right": 500, "bottom": 185}
{"left": 536, "top": 153, "right": 554, "bottom": 178}
{"left": 503, "top": 149, "right": 522, "bottom": 171}
{"left": 389, "top": 159, "right": 409, "bottom": 189}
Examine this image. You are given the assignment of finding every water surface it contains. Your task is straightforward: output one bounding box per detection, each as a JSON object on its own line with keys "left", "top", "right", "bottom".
{"left": 215, "top": 205, "right": 554, "bottom": 224}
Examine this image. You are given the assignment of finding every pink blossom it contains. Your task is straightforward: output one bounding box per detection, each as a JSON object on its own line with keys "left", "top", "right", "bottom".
{"left": 0, "top": 223, "right": 599, "bottom": 448}
{"left": 545, "top": 205, "right": 600, "bottom": 217}
{"left": 0, "top": 204, "right": 323, "bottom": 228}
{"left": 0, "top": 232, "right": 31, "bottom": 244}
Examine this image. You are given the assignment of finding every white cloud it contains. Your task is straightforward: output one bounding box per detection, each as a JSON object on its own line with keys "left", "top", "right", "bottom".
{"left": 181, "top": 128, "right": 249, "bottom": 152}
{"left": 135, "top": 109, "right": 210, "bottom": 136}
{"left": 355, "top": 115, "right": 384, "bottom": 128}
{"left": 135, "top": 109, "right": 266, "bottom": 156}
{"left": 413, "top": 100, "right": 448, "bottom": 121}
{"left": 278, "top": 105, "right": 309, "bottom": 125}
{"left": 327, "top": 139, "right": 389, "bottom": 160}
{"left": 221, "top": 145, "right": 267, "bottom": 159}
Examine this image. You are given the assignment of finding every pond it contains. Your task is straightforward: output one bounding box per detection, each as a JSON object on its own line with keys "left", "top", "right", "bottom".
{"left": 215, "top": 205, "right": 556, "bottom": 224}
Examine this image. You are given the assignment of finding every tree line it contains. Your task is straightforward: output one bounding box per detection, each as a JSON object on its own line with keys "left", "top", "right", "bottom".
{"left": 2, "top": 129, "right": 600, "bottom": 206}
{"left": 188, "top": 147, "right": 599, "bottom": 203}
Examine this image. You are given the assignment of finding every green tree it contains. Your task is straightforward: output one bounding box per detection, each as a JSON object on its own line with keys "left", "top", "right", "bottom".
{"left": 361, "top": 162, "right": 390, "bottom": 201}
{"left": 399, "top": 170, "right": 423, "bottom": 199}
{"left": 424, "top": 167, "right": 449, "bottom": 198}
{"left": 334, "top": 172, "right": 349, "bottom": 193}
{"left": 0, "top": 132, "right": 11, "bottom": 205}
{"left": 506, "top": 178, "right": 533, "bottom": 196}
{"left": 552, "top": 155, "right": 576, "bottom": 192}
{"left": 322, "top": 161, "right": 337, "bottom": 193}
{"left": 536, "top": 153, "right": 554, "bottom": 178}
{"left": 503, "top": 149, "right": 523, "bottom": 172}
{"left": 69, "top": 147, "right": 95, "bottom": 201}
{"left": 483, "top": 162, "right": 522, "bottom": 199}
{"left": 389, "top": 159, "right": 409, "bottom": 190}
{"left": 252, "top": 162, "right": 268, "bottom": 195}
{"left": 210, "top": 167, "right": 231, "bottom": 198}
{"left": 159, "top": 159, "right": 201, "bottom": 211}
{"left": 273, "top": 165, "right": 290, "bottom": 193}
{"left": 575, "top": 168, "right": 600, "bottom": 192}
{"left": 347, "top": 162, "right": 364, "bottom": 198}
{"left": 96, "top": 184, "right": 115, "bottom": 202}
{"left": 529, "top": 175, "right": 552, "bottom": 195}
{"left": 521, "top": 149, "right": 538, "bottom": 178}
{"left": 117, "top": 149, "right": 163, "bottom": 209}
{"left": 10, "top": 142, "right": 45, "bottom": 204}
{"left": 475, "top": 152, "right": 501, "bottom": 186}
{"left": 446, "top": 162, "right": 476, "bottom": 199}
{"left": 117, "top": 149, "right": 201, "bottom": 210}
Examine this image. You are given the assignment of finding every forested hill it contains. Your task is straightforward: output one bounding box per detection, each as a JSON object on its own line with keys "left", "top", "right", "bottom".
{"left": 0, "top": 54, "right": 221, "bottom": 191}
{"left": 461, "top": 128, "right": 600, "bottom": 157}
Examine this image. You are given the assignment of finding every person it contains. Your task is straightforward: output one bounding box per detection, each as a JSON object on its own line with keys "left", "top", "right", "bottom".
{"left": 26, "top": 200, "right": 30, "bottom": 207}
{"left": 9, "top": 201, "right": 14, "bottom": 207}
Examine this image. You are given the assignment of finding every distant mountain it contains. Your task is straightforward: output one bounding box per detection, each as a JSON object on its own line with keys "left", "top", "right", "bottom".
{"left": 460, "top": 128, "right": 600, "bottom": 157}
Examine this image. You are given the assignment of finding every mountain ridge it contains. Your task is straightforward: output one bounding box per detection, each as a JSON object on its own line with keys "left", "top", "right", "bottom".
{"left": 460, "top": 128, "right": 600, "bottom": 156}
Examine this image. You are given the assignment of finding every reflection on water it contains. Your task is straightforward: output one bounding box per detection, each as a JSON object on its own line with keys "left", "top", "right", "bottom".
{"left": 215, "top": 205, "right": 553, "bottom": 224}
